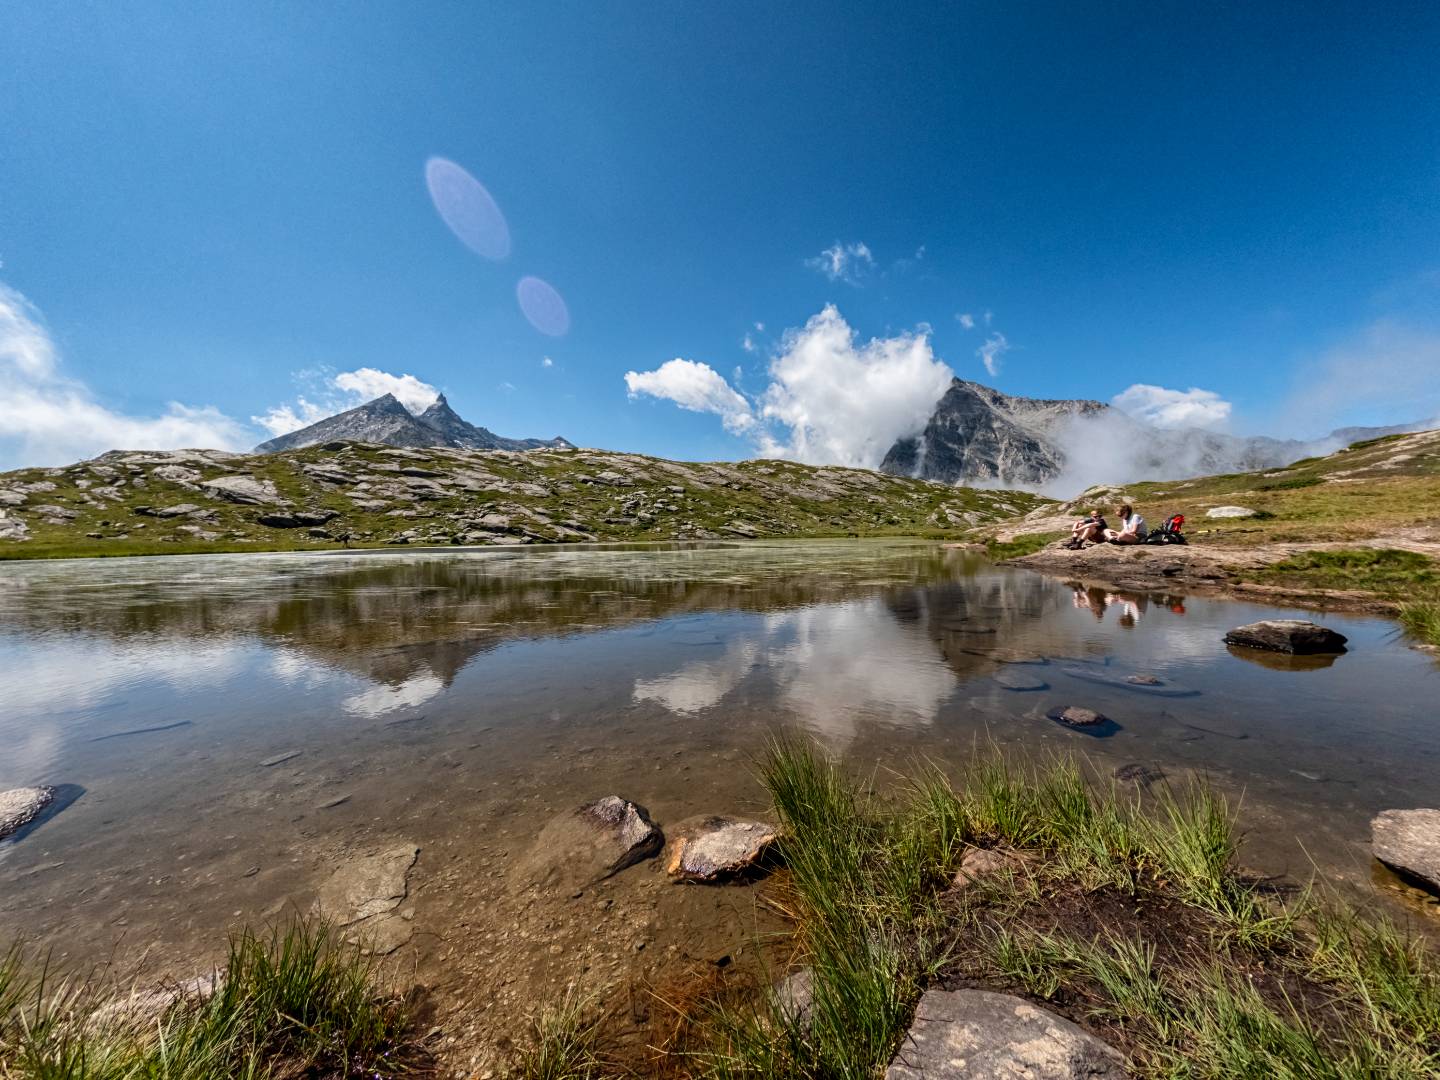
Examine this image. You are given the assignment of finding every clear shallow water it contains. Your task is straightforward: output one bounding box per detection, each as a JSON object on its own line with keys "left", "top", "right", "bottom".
{"left": 0, "top": 540, "right": 1436, "bottom": 982}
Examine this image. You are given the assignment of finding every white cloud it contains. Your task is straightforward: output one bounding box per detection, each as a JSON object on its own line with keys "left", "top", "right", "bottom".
{"left": 0, "top": 283, "right": 251, "bottom": 468}
{"left": 742, "top": 333, "right": 757, "bottom": 353}
{"left": 541, "top": 356, "right": 554, "bottom": 368}
{"left": 332, "top": 368, "right": 438, "bottom": 413}
{"left": 626, "top": 306, "right": 952, "bottom": 468}
{"left": 754, "top": 321, "right": 765, "bottom": 332}
{"left": 805, "top": 241, "right": 875, "bottom": 285}
{"left": 624, "top": 358, "right": 756, "bottom": 433}
{"left": 977, "top": 332, "right": 1009, "bottom": 377}
{"left": 758, "top": 305, "right": 954, "bottom": 467}
{"left": 957, "top": 313, "right": 975, "bottom": 330}
{"left": 255, "top": 367, "right": 441, "bottom": 437}
{"left": 1113, "top": 384, "right": 1232, "bottom": 429}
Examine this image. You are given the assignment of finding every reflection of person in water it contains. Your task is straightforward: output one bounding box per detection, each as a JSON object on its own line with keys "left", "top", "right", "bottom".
{"left": 1106, "top": 592, "right": 1147, "bottom": 627}
{"left": 1072, "top": 586, "right": 1109, "bottom": 619}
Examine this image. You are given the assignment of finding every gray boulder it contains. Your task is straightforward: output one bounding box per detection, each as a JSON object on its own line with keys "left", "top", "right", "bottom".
{"left": 0, "top": 786, "right": 55, "bottom": 840}
{"left": 1206, "top": 505, "right": 1258, "bottom": 518}
{"left": 0, "top": 515, "right": 30, "bottom": 541}
{"left": 886, "top": 989, "right": 1128, "bottom": 1079}
{"left": 522, "top": 796, "right": 663, "bottom": 889}
{"left": 665, "top": 816, "right": 778, "bottom": 882}
{"left": 0, "top": 489, "right": 26, "bottom": 506}
{"left": 1050, "top": 706, "right": 1106, "bottom": 727}
{"left": 1224, "top": 620, "right": 1348, "bottom": 654}
{"left": 1372, "top": 809, "right": 1440, "bottom": 893}
{"left": 314, "top": 842, "right": 420, "bottom": 955}
{"left": 198, "top": 476, "right": 286, "bottom": 505}
{"left": 257, "top": 509, "right": 340, "bottom": 529}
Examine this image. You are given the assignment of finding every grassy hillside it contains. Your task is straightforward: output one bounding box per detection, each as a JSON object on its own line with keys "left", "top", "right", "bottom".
{"left": 1070, "top": 428, "right": 1440, "bottom": 547}
{"left": 0, "top": 443, "right": 1050, "bottom": 561}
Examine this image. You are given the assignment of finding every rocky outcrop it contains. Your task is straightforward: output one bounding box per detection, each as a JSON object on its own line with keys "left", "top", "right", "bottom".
{"left": 256, "top": 393, "right": 572, "bottom": 454}
{"left": 524, "top": 796, "right": 663, "bottom": 889}
{"left": 886, "top": 989, "right": 1128, "bottom": 1079}
{"left": 198, "top": 476, "right": 286, "bottom": 505}
{"left": 1224, "top": 620, "right": 1348, "bottom": 655}
{"left": 1371, "top": 809, "right": 1440, "bottom": 893}
{"left": 665, "top": 816, "right": 778, "bottom": 882}
{"left": 257, "top": 509, "right": 341, "bottom": 529}
{"left": 0, "top": 786, "right": 55, "bottom": 840}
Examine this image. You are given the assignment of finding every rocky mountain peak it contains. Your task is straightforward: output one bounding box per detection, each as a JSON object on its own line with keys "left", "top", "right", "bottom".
{"left": 255, "top": 393, "right": 571, "bottom": 454}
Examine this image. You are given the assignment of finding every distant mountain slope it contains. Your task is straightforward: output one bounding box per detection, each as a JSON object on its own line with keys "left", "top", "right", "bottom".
{"left": 881, "top": 377, "right": 1429, "bottom": 491}
{"left": 254, "top": 393, "right": 573, "bottom": 454}
{"left": 0, "top": 443, "right": 1051, "bottom": 558}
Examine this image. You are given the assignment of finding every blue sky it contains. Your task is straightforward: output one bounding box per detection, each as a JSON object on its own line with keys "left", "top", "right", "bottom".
{"left": 2, "top": 2, "right": 1439, "bottom": 469}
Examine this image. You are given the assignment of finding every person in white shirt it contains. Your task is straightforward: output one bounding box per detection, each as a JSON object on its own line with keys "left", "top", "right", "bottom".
{"left": 1103, "top": 503, "right": 1146, "bottom": 545}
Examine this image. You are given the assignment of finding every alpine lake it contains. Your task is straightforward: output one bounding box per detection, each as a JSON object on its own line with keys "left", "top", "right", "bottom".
{"left": 1, "top": 539, "right": 1437, "bottom": 1062}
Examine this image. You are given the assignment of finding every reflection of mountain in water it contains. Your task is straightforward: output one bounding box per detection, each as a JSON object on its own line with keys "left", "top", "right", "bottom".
{"left": 0, "top": 545, "right": 980, "bottom": 705}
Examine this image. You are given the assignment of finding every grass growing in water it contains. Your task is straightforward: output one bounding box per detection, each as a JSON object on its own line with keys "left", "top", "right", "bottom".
{"left": 985, "top": 531, "right": 1065, "bottom": 560}
{"left": 0, "top": 920, "right": 416, "bottom": 1079}
{"left": 685, "top": 741, "right": 1440, "bottom": 1079}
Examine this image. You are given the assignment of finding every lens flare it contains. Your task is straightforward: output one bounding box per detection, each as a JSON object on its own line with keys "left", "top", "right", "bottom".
{"left": 517, "top": 276, "right": 570, "bottom": 337}
{"left": 424, "top": 157, "right": 511, "bottom": 261}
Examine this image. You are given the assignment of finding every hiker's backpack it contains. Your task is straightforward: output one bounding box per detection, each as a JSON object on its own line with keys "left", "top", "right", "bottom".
{"left": 1143, "top": 514, "right": 1187, "bottom": 545}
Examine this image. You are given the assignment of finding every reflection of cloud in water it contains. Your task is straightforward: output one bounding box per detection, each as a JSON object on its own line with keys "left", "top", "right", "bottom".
{"left": 633, "top": 640, "right": 760, "bottom": 714}
{"left": 631, "top": 600, "right": 955, "bottom": 744}
{"left": 766, "top": 603, "right": 955, "bottom": 744}
{"left": 342, "top": 668, "right": 445, "bottom": 718}
{"left": 0, "top": 639, "right": 253, "bottom": 784}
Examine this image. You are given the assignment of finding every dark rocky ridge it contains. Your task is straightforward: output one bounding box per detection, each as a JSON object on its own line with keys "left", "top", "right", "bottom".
{"left": 254, "top": 393, "right": 573, "bottom": 454}
{"left": 881, "top": 377, "right": 1430, "bottom": 489}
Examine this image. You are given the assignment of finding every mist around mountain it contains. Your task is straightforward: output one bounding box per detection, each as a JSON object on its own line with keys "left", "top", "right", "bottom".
{"left": 881, "top": 378, "right": 1434, "bottom": 494}
{"left": 254, "top": 393, "right": 573, "bottom": 454}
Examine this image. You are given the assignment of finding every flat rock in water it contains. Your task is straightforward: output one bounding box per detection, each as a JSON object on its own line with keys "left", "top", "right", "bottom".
{"left": 1050, "top": 706, "right": 1105, "bottom": 727}
{"left": 524, "top": 796, "right": 663, "bottom": 888}
{"left": 886, "top": 989, "right": 1128, "bottom": 1079}
{"left": 1372, "top": 809, "right": 1440, "bottom": 894}
{"left": 0, "top": 786, "right": 55, "bottom": 841}
{"left": 992, "top": 670, "right": 1048, "bottom": 692}
{"left": 665, "top": 816, "right": 778, "bottom": 882}
{"left": 1224, "top": 620, "right": 1348, "bottom": 655}
{"left": 314, "top": 842, "right": 419, "bottom": 924}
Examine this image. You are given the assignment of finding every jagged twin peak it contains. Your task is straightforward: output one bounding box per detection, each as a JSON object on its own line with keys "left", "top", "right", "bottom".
{"left": 880, "top": 377, "right": 1425, "bottom": 490}
{"left": 254, "top": 393, "right": 574, "bottom": 454}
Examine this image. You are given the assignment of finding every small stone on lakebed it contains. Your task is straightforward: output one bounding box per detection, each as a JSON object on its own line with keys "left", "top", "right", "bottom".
{"left": 1224, "top": 619, "right": 1348, "bottom": 655}
{"left": 1050, "top": 706, "right": 1106, "bottom": 727}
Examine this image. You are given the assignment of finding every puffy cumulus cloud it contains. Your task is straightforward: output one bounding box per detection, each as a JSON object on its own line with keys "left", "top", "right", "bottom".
{"left": 254, "top": 367, "right": 441, "bottom": 437}
{"left": 976, "top": 332, "right": 1009, "bottom": 376}
{"left": 1113, "top": 383, "right": 1232, "bottom": 429}
{"left": 331, "top": 368, "right": 439, "bottom": 413}
{"left": 624, "top": 358, "right": 756, "bottom": 433}
{"left": 805, "top": 241, "right": 874, "bottom": 285}
{"left": 757, "top": 305, "right": 954, "bottom": 467}
{"left": 0, "top": 283, "right": 251, "bottom": 468}
{"left": 629, "top": 306, "right": 953, "bottom": 469}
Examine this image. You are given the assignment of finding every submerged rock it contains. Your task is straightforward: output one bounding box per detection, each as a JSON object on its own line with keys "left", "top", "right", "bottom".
{"left": 0, "top": 786, "right": 55, "bottom": 840}
{"left": 886, "top": 989, "right": 1128, "bottom": 1079}
{"left": 665, "top": 816, "right": 778, "bottom": 882}
{"left": 991, "top": 670, "right": 1048, "bottom": 692}
{"left": 1372, "top": 809, "right": 1440, "bottom": 894}
{"left": 1114, "top": 763, "right": 1165, "bottom": 787}
{"left": 524, "top": 796, "right": 663, "bottom": 888}
{"left": 314, "top": 842, "right": 419, "bottom": 924}
{"left": 1224, "top": 620, "right": 1348, "bottom": 655}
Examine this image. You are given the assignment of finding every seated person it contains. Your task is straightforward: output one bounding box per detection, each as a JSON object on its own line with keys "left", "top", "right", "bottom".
{"left": 1103, "top": 503, "right": 1147, "bottom": 545}
{"left": 1065, "top": 508, "right": 1107, "bottom": 548}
